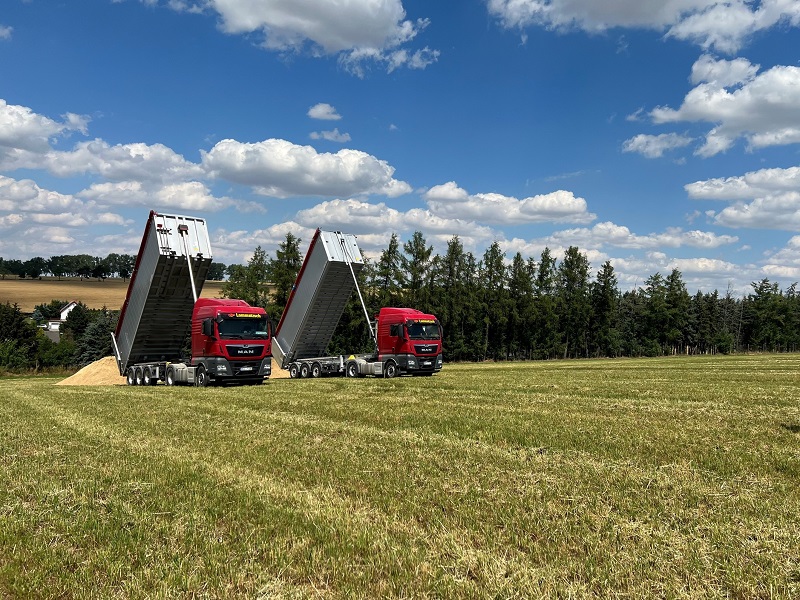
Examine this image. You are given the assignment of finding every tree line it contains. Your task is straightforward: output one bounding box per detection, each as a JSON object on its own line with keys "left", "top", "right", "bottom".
{"left": 0, "top": 301, "right": 117, "bottom": 372}
{"left": 3, "top": 230, "right": 800, "bottom": 373}
{"left": 221, "top": 231, "right": 800, "bottom": 361}
{"left": 0, "top": 254, "right": 228, "bottom": 280}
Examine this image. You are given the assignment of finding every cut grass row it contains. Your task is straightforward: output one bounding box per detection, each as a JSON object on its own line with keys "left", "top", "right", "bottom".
{"left": 2, "top": 354, "right": 800, "bottom": 597}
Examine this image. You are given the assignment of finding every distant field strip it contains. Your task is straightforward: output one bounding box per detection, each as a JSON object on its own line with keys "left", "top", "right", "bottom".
{"left": 2, "top": 355, "right": 800, "bottom": 598}
{"left": 0, "top": 278, "right": 225, "bottom": 312}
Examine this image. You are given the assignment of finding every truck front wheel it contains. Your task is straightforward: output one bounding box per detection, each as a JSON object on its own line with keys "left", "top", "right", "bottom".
{"left": 196, "top": 365, "right": 209, "bottom": 387}
{"left": 384, "top": 361, "right": 398, "bottom": 379}
{"left": 166, "top": 366, "right": 176, "bottom": 386}
{"left": 346, "top": 361, "right": 358, "bottom": 378}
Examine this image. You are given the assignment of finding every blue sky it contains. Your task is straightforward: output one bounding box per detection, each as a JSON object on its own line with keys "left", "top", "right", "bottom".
{"left": 2, "top": 0, "right": 800, "bottom": 295}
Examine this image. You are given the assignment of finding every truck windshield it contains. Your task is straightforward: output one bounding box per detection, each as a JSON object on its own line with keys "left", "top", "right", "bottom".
{"left": 406, "top": 321, "right": 440, "bottom": 340}
{"left": 218, "top": 316, "right": 269, "bottom": 340}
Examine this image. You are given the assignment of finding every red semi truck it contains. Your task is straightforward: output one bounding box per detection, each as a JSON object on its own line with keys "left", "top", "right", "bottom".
{"left": 271, "top": 229, "right": 443, "bottom": 378}
{"left": 111, "top": 211, "right": 272, "bottom": 386}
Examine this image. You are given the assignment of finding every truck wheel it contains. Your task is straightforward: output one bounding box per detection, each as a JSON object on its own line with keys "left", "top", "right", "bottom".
{"left": 289, "top": 363, "right": 299, "bottom": 379}
{"left": 196, "top": 365, "right": 208, "bottom": 387}
{"left": 311, "top": 362, "right": 322, "bottom": 378}
{"left": 166, "top": 366, "right": 176, "bottom": 386}
{"left": 346, "top": 361, "right": 358, "bottom": 378}
{"left": 126, "top": 367, "right": 137, "bottom": 386}
{"left": 135, "top": 367, "right": 144, "bottom": 386}
{"left": 300, "top": 363, "right": 310, "bottom": 378}
{"left": 143, "top": 367, "right": 153, "bottom": 386}
{"left": 384, "top": 361, "right": 398, "bottom": 379}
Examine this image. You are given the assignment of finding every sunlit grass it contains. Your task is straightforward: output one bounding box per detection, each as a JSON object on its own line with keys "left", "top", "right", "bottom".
{"left": 2, "top": 354, "right": 800, "bottom": 597}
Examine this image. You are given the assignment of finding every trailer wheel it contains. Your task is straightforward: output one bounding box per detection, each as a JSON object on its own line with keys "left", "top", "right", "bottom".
{"left": 196, "top": 365, "right": 209, "bottom": 387}
{"left": 289, "top": 363, "right": 299, "bottom": 379}
{"left": 135, "top": 367, "right": 144, "bottom": 386}
{"left": 311, "top": 362, "right": 322, "bottom": 378}
{"left": 384, "top": 361, "right": 398, "bottom": 379}
{"left": 300, "top": 363, "right": 310, "bottom": 378}
{"left": 346, "top": 361, "right": 358, "bottom": 378}
{"left": 165, "top": 366, "right": 176, "bottom": 386}
{"left": 126, "top": 367, "right": 137, "bottom": 386}
{"left": 143, "top": 367, "right": 153, "bottom": 386}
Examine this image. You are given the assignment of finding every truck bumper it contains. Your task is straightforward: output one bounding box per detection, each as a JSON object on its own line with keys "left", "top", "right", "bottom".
{"left": 199, "top": 356, "right": 272, "bottom": 382}
{"left": 403, "top": 353, "right": 443, "bottom": 374}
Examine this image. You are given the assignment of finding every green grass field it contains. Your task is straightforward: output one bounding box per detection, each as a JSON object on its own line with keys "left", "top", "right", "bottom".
{"left": 2, "top": 355, "right": 800, "bottom": 598}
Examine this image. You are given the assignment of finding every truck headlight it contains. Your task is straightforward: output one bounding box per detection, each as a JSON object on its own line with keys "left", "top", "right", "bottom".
{"left": 216, "top": 364, "right": 229, "bottom": 373}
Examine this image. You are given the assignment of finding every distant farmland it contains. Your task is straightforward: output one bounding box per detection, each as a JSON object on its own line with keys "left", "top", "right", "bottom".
{"left": 0, "top": 277, "right": 226, "bottom": 312}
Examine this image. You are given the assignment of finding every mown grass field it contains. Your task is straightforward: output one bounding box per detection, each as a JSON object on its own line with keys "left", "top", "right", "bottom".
{"left": 0, "top": 278, "right": 226, "bottom": 312}
{"left": 2, "top": 355, "right": 800, "bottom": 598}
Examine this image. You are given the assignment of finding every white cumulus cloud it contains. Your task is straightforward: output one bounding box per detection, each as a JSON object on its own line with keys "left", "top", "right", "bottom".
{"left": 424, "top": 181, "right": 596, "bottom": 224}
{"left": 622, "top": 133, "right": 694, "bottom": 158}
{"left": 486, "top": 0, "right": 800, "bottom": 53}
{"left": 201, "top": 138, "right": 412, "bottom": 198}
{"left": 308, "top": 103, "right": 341, "bottom": 120}
{"left": 649, "top": 55, "right": 800, "bottom": 157}
{"left": 686, "top": 165, "right": 800, "bottom": 230}
{"left": 0, "top": 99, "right": 88, "bottom": 154}
{"left": 310, "top": 128, "right": 352, "bottom": 143}
{"left": 156, "top": 0, "right": 438, "bottom": 75}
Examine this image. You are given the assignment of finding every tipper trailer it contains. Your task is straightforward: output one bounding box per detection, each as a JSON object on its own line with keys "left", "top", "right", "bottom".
{"left": 271, "top": 229, "right": 443, "bottom": 378}
{"left": 111, "top": 211, "right": 272, "bottom": 386}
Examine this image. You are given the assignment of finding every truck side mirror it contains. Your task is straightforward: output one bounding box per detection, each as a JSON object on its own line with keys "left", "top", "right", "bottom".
{"left": 202, "top": 318, "right": 215, "bottom": 338}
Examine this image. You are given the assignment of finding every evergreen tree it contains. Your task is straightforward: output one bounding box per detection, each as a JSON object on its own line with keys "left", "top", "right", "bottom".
{"left": 0, "top": 302, "right": 38, "bottom": 368}
{"left": 507, "top": 252, "right": 534, "bottom": 359}
{"left": 480, "top": 241, "right": 509, "bottom": 360}
{"left": 400, "top": 231, "right": 433, "bottom": 308}
{"left": 75, "top": 310, "right": 115, "bottom": 366}
{"left": 589, "top": 260, "right": 621, "bottom": 357}
{"left": 556, "top": 246, "right": 591, "bottom": 358}
{"left": 533, "top": 248, "right": 560, "bottom": 359}
{"left": 373, "top": 233, "right": 403, "bottom": 308}
{"left": 665, "top": 269, "right": 690, "bottom": 354}
{"left": 60, "top": 302, "right": 92, "bottom": 342}
{"left": 267, "top": 232, "right": 303, "bottom": 310}
{"left": 222, "top": 247, "right": 271, "bottom": 313}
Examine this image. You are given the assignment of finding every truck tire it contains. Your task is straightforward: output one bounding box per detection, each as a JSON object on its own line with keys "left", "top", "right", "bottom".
{"left": 300, "top": 363, "right": 310, "bottom": 378}
{"left": 143, "top": 367, "right": 153, "bottom": 386}
{"left": 311, "top": 362, "right": 322, "bottom": 378}
{"left": 166, "top": 366, "right": 176, "bottom": 386}
{"left": 135, "top": 367, "right": 144, "bottom": 386}
{"left": 196, "top": 365, "right": 209, "bottom": 387}
{"left": 346, "top": 361, "right": 358, "bottom": 378}
{"left": 384, "top": 360, "right": 398, "bottom": 379}
{"left": 289, "top": 363, "right": 299, "bottom": 378}
{"left": 126, "top": 367, "right": 137, "bottom": 386}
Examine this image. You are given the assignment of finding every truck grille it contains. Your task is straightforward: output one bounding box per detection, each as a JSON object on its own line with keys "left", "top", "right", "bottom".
{"left": 414, "top": 344, "right": 438, "bottom": 355}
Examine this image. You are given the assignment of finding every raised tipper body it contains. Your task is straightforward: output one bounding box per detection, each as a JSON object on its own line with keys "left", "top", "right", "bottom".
{"left": 112, "top": 211, "right": 271, "bottom": 386}
{"left": 272, "top": 229, "right": 443, "bottom": 379}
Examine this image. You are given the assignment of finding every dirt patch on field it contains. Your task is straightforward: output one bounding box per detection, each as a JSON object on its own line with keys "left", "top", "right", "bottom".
{"left": 57, "top": 355, "right": 288, "bottom": 385}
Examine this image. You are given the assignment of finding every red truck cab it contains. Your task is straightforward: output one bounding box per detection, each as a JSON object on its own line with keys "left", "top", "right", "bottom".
{"left": 191, "top": 298, "right": 272, "bottom": 384}
{"left": 376, "top": 307, "right": 443, "bottom": 376}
